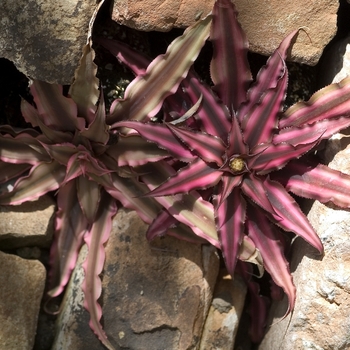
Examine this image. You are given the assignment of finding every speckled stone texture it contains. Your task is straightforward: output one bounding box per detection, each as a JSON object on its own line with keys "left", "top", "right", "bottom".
{"left": 0, "top": 251, "right": 46, "bottom": 350}
{"left": 112, "top": 0, "right": 338, "bottom": 65}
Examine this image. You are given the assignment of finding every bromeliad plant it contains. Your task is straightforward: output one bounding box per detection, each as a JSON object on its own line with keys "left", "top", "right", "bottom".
{"left": 0, "top": 19, "right": 225, "bottom": 349}
{"left": 107, "top": 0, "right": 350, "bottom": 339}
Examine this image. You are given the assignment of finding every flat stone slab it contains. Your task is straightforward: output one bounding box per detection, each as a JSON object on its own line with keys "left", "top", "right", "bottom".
{"left": 52, "top": 208, "right": 220, "bottom": 349}
{"left": 0, "top": 251, "right": 46, "bottom": 350}
{"left": 0, "top": 195, "right": 55, "bottom": 249}
{"left": 112, "top": 0, "right": 338, "bottom": 65}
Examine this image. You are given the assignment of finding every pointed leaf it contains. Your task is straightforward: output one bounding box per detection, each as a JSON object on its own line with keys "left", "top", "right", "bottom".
{"left": 274, "top": 159, "right": 350, "bottom": 208}
{"left": 226, "top": 113, "right": 248, "bottom": 156}
{"left": 246, "top": 207, "right": 296, "bottom": 318}
{"left": 108, "top": 14, "right": 212, "bottom": 123}
{"left": 82, "top": 192, "right": 117, "bottom": 350}
{"left": 145, "top": 158, "right": 222, "bottom": 197}
{"left": 263, "top": 176, "right": 323, "bottom": 252}
{"left": 113, "top": 120, "right": 196, "bottom": 162}
{"left": 251, "top": 140, "right": 319, "bottom": 175}
{"left": 140, "top": 162, "right": 219, "bottom": 247}
{"left": 96, "top": 37, "right": 149, "bottom": 76}
{"left": 0, "top": 134, "right": 50, "bottom": 164}
{"left": 80, "top": 90, "right": 109, "bottom": 145}
{"left": 242, "top": 70, "right": 288, "bottom": 146}
{"left": 275, "top": 117, "right": 350, "bottom": 145}
{"left": 107, "top": 135, "right": 169, "bottom": 167}
{"left": 167, "top": 123, "right": 226, "bottom": 166}
{"left": 215, "top": 187, "right": 246, "bottom": 275}
{"left": 69, "top": 44, "right": 99, "bottom": 124}
{"left": 0, "top": 161, "right": 66, "bottom": 205}
{"left": 211, "top": 0, "right": 251, "bottom": 111}
{"left": 30, "top": 80, "right": 83, "bottom": 131}
{"left": 280, "top": 76, "right": 350, "bottom": 128}
{"left": 77, "top": 176, "right": 101, "bottom": 223}
{"left": 47, "top": 180, "right": 88, "bottom": 297}
{"left": 241, "top": 173, "right": 277, "bottom": 216}
{"left": 184, "top": 71, "right": 231, "bottom": 139}
{"left": 238, "top": 29, "right": 299, "bottom": 122}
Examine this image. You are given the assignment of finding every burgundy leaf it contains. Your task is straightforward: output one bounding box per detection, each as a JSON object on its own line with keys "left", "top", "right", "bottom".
{"left": 242, "top": 69, "right": 287, "bottom": 146}
{"left": 113, "top": 120, "right": 196, "bottom": 162}
{"left": 238, "top": 29, "right": 299, "bottom": 122}
{"left": 144, "top": 158, "right": 222, "bottom": 197}
{"left": 184, "top": 71, "right": 231, "bottom": 139}
{"left": 167, "top": 123, "right": 226, "bottom": 166}
{"left": 274, "top": 158, "right": 350, "bottom": 208}
{"left": 211, "top": 0, "right": 251, "bottom": 111}
{"left": 215, "top": 187, "right": 246, "bottom": 275}
{"left": 274, "top": 116, "right": 350, "bottom": 145}
{"left": 139, "top": 162, "right": 219, "bottom": 247}
{"left": 106, "top": 135, "right": 170, "bottom": 167}
{"left": 263, "top": 176, "right": 323, "bottom": 253}
{"left": 226, "top": 113, "right": 249, "bottom": 156}
{"left": 247, "top": 207, "right": 296, "bottom": 317}
{"left": 108, "top": 15, "right": 212, "bottom": 124}
{"left": 280, "top": 76, "right": 350, "bottom": 128}
{"left": 241, "top": 173, "right": 277, "bottom": 216}
{"left": 250, "top": 141, "right": 319, "bottom": 175}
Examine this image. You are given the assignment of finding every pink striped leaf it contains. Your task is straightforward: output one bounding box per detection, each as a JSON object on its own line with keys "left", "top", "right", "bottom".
{"left": 47, "top": 180, "right": 88, "bottom": 298}
{"left": 211, "top": 0, "right": 251, "bottom": 111}
{"left": 82, "top": 191, "right": 117, "bottom": 350}
{"left": 262, "top": 176, "right": 323, "bottom": 253}
{"left": 215, "top": 187, "right": 246, "bottom": 275}
{"left": 247, "top": 207, "right": 296, "bottom": 317}
{"left": 112, "top": 120, "right": 196, "bottom": 162}
{"left": 0, "top": 161, "right": 66, "bottom": 205}
{"left": 273, "top": 158, "right": 350, "bottom": 208}
{"left": 280, "top": 76, "right": 350, "bottom": 128}
{"left": 144, "top": 158, "right": 222, "bottom": 197}
{"left": 108, "top": 14, "right": 212, "bottom": 124}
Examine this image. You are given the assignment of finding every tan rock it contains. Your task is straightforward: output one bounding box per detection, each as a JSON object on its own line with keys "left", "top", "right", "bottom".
{"left": 199, "top": 270, "right": 247, "bottom": 350}
{"left": 53, "top": 208, "right": 220, "bottom": 349}
{"left": 0, "top": 195, "right": 55, "bottom": 249}
{"left": 0, "top": 251, "right": 46, "bottom": 350}
{"left": 112, "top": 0, "right": 338, "bottom": 65}
{"left": 0, "top": 0, "right": 97, "bottom": 84}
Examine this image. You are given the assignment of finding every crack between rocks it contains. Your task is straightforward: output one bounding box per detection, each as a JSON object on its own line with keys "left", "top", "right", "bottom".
{"left": 132, "top": 324, "right": 180, "bottom": 335}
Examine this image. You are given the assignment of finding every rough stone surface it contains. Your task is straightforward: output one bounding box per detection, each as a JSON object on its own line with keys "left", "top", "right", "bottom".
{"left": 259, "top": 38, "right": 350, "bottom": 349}
{"left": 0, "top": 195, "right": 55, "bottom": 249}
{"left": 52, "top": 208, "right": 220, "bottom": 349}
{"left": 0, "top": 250, "right": 46, "bottom": 350}
{"left": 199, "top": 270, "right": 246, "bottom": 350}
{"left": 0, "top": 0, "right": 97, "bottom": 84}
{"left": 112, "top": 0, "right": 338, "bottom": 65}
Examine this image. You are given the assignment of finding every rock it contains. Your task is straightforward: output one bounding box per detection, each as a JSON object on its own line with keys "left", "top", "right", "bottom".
{"left": 52, "top": 208, "right": 220, "bottom": 349}
{"left": 0, "top": 250, "right": 46, "bottom": 350}
{"left": 318, "top": 36, "right": 350, "bottom": 87}
{"left": 0, "top": 195, "right": 55, "bottom": 249}
{"left": 199, "top": 270, "right": 247, "bottom": 350}
{"left": 259, "top": 36, "right": 350, "bottom": 350}
{"left": 112, "top": 0, "right": 338, "bottom": 65}
{"left": 0, "top": 0, "right": 97, "bottom": 84}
